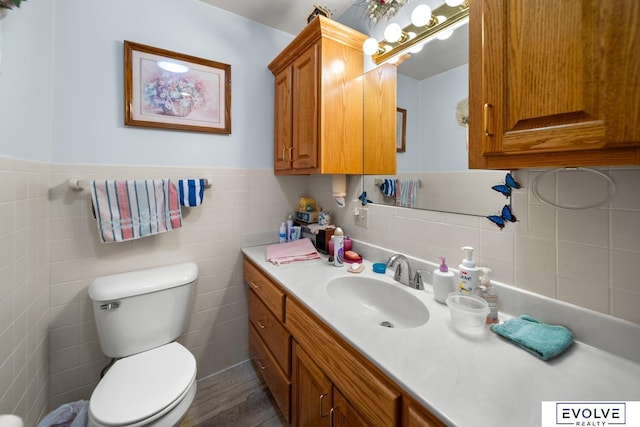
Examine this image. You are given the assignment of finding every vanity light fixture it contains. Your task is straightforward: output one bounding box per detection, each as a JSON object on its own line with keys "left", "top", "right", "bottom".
{"left": 363, "top": 0, "right": 470, "bottom": 65}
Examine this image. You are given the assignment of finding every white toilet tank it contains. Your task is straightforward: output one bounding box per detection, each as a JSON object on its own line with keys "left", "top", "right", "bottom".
{"left": 89, "top": 262, "right": 198, "bottom": 358}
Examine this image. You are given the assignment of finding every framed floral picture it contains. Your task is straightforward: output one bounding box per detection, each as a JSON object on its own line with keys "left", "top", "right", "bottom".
{"left": 124, "top": 41, "right": 231, "bottom": 134}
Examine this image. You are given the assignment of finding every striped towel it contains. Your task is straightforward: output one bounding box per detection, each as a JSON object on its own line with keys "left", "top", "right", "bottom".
{"left": 379, "top": 178, "right": 396, "bottom": 197}
{"left": 90, "top": 180, "right": 182, "bottom": 243}
{"left": 395, "top": 178, "right": 419, "bottom": 208}
{"left": 178, "top": 179, "right": 206, "bottom": 207}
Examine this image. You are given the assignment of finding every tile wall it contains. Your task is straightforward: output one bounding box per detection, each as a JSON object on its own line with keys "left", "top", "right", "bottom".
{"left": 0, "top": 157, "right": 50, "bottom": 426}
{"left": 46, "top": 164, "right": 305, "bottom": 408}
{"left": 2, "top": 157, "right": 639, "bottom": 422}
{"left": 314, "top": 168, "right": 640, "bottom": 325}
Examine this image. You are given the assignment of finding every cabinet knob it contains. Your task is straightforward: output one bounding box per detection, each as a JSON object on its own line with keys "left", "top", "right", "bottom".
{"left": 257, "top": 320, "right": 266, "bottom": 329}
{"left": 288, "top": 147, "right": 294, "bottom": 161}
{"left": 256, "top": 359, "right": 267, "bottom": 370}
{"left": 249, "top": 280, "right": 261, "bottom": 289}
{"left": 319, "top": 393, "right": 329, "bottom": 417}
{"left": 484, "top": 103, "right": 493, "bottom": 136}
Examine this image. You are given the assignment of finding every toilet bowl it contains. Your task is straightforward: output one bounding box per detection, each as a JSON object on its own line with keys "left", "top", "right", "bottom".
{"left": 88, "top": 343, "right": 196, "bottom": 427}
{"left": 87, "top": 263, "right": 199, "bottom": 427}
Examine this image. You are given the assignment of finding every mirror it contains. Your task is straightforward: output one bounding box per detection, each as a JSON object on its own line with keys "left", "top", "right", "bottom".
{"left": 350, "top": 4, "right": 509, "bottom": 217}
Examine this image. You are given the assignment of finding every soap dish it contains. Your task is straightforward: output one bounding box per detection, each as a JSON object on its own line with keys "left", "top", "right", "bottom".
{"left": 348, "top": 263, "right": 365, "bottom": 273}
{"left": 372, "top": 263, "right": 386, "bottom": 274}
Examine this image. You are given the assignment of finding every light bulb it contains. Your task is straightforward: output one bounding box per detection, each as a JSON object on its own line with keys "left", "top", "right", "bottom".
{"left": 411, "top": 4, "right": 432, "bottom": 27}
{"left": 363, "top": 37, "right": 380, "bottom": 55}
{"left": 409, "top": 43, "right": 424, "bottom": 54}
{"left": 384, "top": 23, "right": 402, "bottom": 43}
{"left": 445, "top": 0, "right": 465, "bottom": 6}
{"left": 437, "top": 29, "right": 454, "bottom": 40}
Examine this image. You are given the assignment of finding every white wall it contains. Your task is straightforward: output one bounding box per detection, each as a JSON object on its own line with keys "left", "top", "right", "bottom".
{"left": 50, "top": 0, "right": 291, "bottom": 168}
{"left": 396, "top": 64, "right": 468, "bottom": 173}
{"left": 0, "top": 1, "right": 54, "bottom": 161}
{"left": 0, "top": 0, "right": 303, "bottom": 420}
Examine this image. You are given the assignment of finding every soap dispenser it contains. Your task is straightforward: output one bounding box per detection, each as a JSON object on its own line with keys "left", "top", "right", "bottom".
{"left": 433, "top": 257, "right": 455, "bottom": 303}
{"left": 458, "top": 246, "right": 481, "bottom": 294}
{"left": 477, "top": 267, "right": 498, "bottom": 324}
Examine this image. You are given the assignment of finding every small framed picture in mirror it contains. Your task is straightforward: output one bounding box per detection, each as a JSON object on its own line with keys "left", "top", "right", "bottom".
{"left": 396, "top": 107, "right": 407, "bottom": 153}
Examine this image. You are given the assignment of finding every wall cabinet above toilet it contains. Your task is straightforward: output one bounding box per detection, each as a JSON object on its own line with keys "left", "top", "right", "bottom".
{"left": 268, "top": 16, "right": 397, "bottom": 175}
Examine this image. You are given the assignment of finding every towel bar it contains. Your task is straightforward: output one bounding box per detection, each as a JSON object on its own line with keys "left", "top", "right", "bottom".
{"left": 68, "top": 178, "right": 213, "bottom": 191}
{"left": 374, "top": 178, "right": 423, "bottom": 188}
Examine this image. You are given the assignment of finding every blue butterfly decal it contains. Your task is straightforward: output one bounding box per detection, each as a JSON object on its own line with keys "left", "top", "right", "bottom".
{"left": 487, "top": 204, "right": 517, "bottom": 229}
{"left": 359, "top": 191, "right": 373, "bottom": 206}
{"left": 492, "top": 172, "right": 522, "bottom": 198}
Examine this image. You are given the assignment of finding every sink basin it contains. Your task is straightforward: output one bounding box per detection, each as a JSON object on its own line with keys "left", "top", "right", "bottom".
{"left": 326, "top": 276, "right": 429, "bottom": 329}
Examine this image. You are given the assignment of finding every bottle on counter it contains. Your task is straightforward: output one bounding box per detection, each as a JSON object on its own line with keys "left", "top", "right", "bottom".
{"left": 286, "top": 214, "right": 294, "bottom": 241}
{"left": 458, "top": 246, "right": 481, "bottom": 294}
{"left": 477, "top": 267, "right": 498, "bottom": 324}
{"left": 433, "top": 256, "right": 455, "bottom": 304}
{"left": 333, "top": 227, "right": 344, "bottom": 267}
{"left": 279, "top": 222, "right": 287, "bottom": 243}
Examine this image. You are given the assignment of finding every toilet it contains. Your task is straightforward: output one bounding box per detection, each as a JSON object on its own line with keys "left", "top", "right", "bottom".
{"left": 87, "top": 263, "right": 199, "bottom": 427}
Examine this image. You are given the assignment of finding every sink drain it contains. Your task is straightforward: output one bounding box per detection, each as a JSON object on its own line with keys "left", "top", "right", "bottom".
{"left": 380, "top": 321, "right": 394, "bottom": 328}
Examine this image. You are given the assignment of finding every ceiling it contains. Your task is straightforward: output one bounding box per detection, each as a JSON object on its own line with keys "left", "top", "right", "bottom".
{"left": 198, "top": 0, "right": 468, "bottom": 81}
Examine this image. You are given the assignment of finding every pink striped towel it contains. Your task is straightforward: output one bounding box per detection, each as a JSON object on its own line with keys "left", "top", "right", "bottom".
{"left": 266, "top": 238, "right": 321, "bottom": 265}
{"left": 90, "top": 180, "right": 182, "bottom": 243}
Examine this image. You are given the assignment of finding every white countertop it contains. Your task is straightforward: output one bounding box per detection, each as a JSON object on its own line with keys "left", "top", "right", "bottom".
{"left": 242, "top": 245, "right": 640, "bottom": 427}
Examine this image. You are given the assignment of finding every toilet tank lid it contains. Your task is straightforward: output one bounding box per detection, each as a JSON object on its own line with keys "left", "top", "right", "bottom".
{"left": 89, "top": 262, "right": 198, "bottom": 301}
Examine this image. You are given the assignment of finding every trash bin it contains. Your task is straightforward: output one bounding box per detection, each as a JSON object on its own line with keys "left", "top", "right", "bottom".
{"left": 36, "top": 400, "right": 88, "bottom": 427}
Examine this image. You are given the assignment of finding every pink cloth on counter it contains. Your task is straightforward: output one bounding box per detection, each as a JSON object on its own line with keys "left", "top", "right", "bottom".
{"left": 266, "top": 238, "right": 321, "bottom": 265}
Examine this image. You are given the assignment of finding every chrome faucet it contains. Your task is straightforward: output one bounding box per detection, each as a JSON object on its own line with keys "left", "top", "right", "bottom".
{"left": 386, "top": 254, "right": 425, "bottom": 290}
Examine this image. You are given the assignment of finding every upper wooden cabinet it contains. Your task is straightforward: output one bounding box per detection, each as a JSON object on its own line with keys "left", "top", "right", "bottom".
{"left": 469, "top": 0, "right": 640, "bottom": 169}
{"left": 269, "top": 16, "right": 379, "bottom": 175}
{"left": 364, "top": 63, "right": 398, "bottom": 175}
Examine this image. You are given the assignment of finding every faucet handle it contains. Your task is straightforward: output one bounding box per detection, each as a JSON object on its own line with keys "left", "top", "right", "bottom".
{"left": 412, "top": 269, "right": 429, "bottom": 290}
{"left": 393, "top": 262, "right": 403, "bottom": 281}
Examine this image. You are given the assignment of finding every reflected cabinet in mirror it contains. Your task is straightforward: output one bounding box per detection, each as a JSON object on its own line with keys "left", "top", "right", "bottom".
{"left": 360, "top": 3, "right": 508, "bottom": 217}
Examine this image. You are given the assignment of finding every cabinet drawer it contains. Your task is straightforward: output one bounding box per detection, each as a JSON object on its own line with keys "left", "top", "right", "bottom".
{"left": 243, "top": 258, "right": 286, "bottom": 322}
{"left": 249, "top": 323, "right": 291, "bottom": 423}
{"left": 286, "top": 297, "right": 400, "bottom": 427}
{"left": 248, "top": 289, "right": 291, "bottom": 375}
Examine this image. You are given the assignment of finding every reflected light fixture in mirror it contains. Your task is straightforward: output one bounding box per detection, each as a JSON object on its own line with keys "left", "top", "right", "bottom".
{"left": 363, "top": 0, "right": 470, "bottom": 65}
{"left": 157, "top": 61, "right": 189, "bottom": 73}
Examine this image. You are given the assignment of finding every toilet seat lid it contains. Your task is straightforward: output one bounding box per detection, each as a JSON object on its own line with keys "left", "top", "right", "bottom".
{"left": 90, "top": 342, "right": 196, "bottom": 426}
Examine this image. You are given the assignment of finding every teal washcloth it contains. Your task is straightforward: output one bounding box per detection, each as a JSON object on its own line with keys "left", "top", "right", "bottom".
{"left": 490, "top": 315, "right": 574, "bottom": 361}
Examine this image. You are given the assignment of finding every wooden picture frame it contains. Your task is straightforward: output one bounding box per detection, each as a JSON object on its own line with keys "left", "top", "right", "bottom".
{"left": 124, "top": 40, "right": 231, "bottom": 134}
{"left": 396, "top": 107, "right": 407, "bottom": 153}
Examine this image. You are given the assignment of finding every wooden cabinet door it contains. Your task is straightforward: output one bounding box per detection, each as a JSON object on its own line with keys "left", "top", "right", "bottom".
{"left": 363, "top": 63, "right": 397, "bottom": 175}
{"left": 274, "top": 67, "right": 293, "bottom": 171}
{"left": 403, "top": 401, "right": 445, "bottom": 427}
{"left": 332, "top": 387, "right": 369, "bottom": 427}
{"left": 292, "top": 44, "right": 319, "bottom": 171}
{"left": 292, "top": 341, "right": 332, "bottom": 427}
{"left": 469, "top": 0, "right": 640, "bottom": 169}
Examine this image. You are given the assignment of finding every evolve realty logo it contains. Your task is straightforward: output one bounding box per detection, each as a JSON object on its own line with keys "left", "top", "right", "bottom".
{"left": 541, "top": 402, "right": 640, "bottom": 426}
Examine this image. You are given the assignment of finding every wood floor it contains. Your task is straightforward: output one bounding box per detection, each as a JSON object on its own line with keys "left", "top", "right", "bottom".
{"left": 179, "top": 360, "right": 288, "bottom": 427}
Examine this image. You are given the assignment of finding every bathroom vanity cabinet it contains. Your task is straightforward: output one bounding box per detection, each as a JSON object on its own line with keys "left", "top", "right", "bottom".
{"left": 468, "top": 0, "right": 640, "bottom": 169}
{"left": 244, "top": 258, "right": 291, "bottom": 422}
{"left": 244, "top": 256, "right": 444, "bottom": 427}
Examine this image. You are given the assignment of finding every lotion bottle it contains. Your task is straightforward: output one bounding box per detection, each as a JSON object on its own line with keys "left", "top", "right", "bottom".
{"left": 477, "top": 267, "right": 498, "bottom": 324}
{"left": 458, "top": 246, "right": 481, "bottom": 294}
{"left": 433, "top": 256, "right": 455, "bottom": 303}
{"left": 333, "top": 227, "right": 344, "bottom": 267}
{"left": 279, "top": 222, "right": 287, "bottom": 243}
{"left": 286, "top": 214, "right": 294, "bottom": 241}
